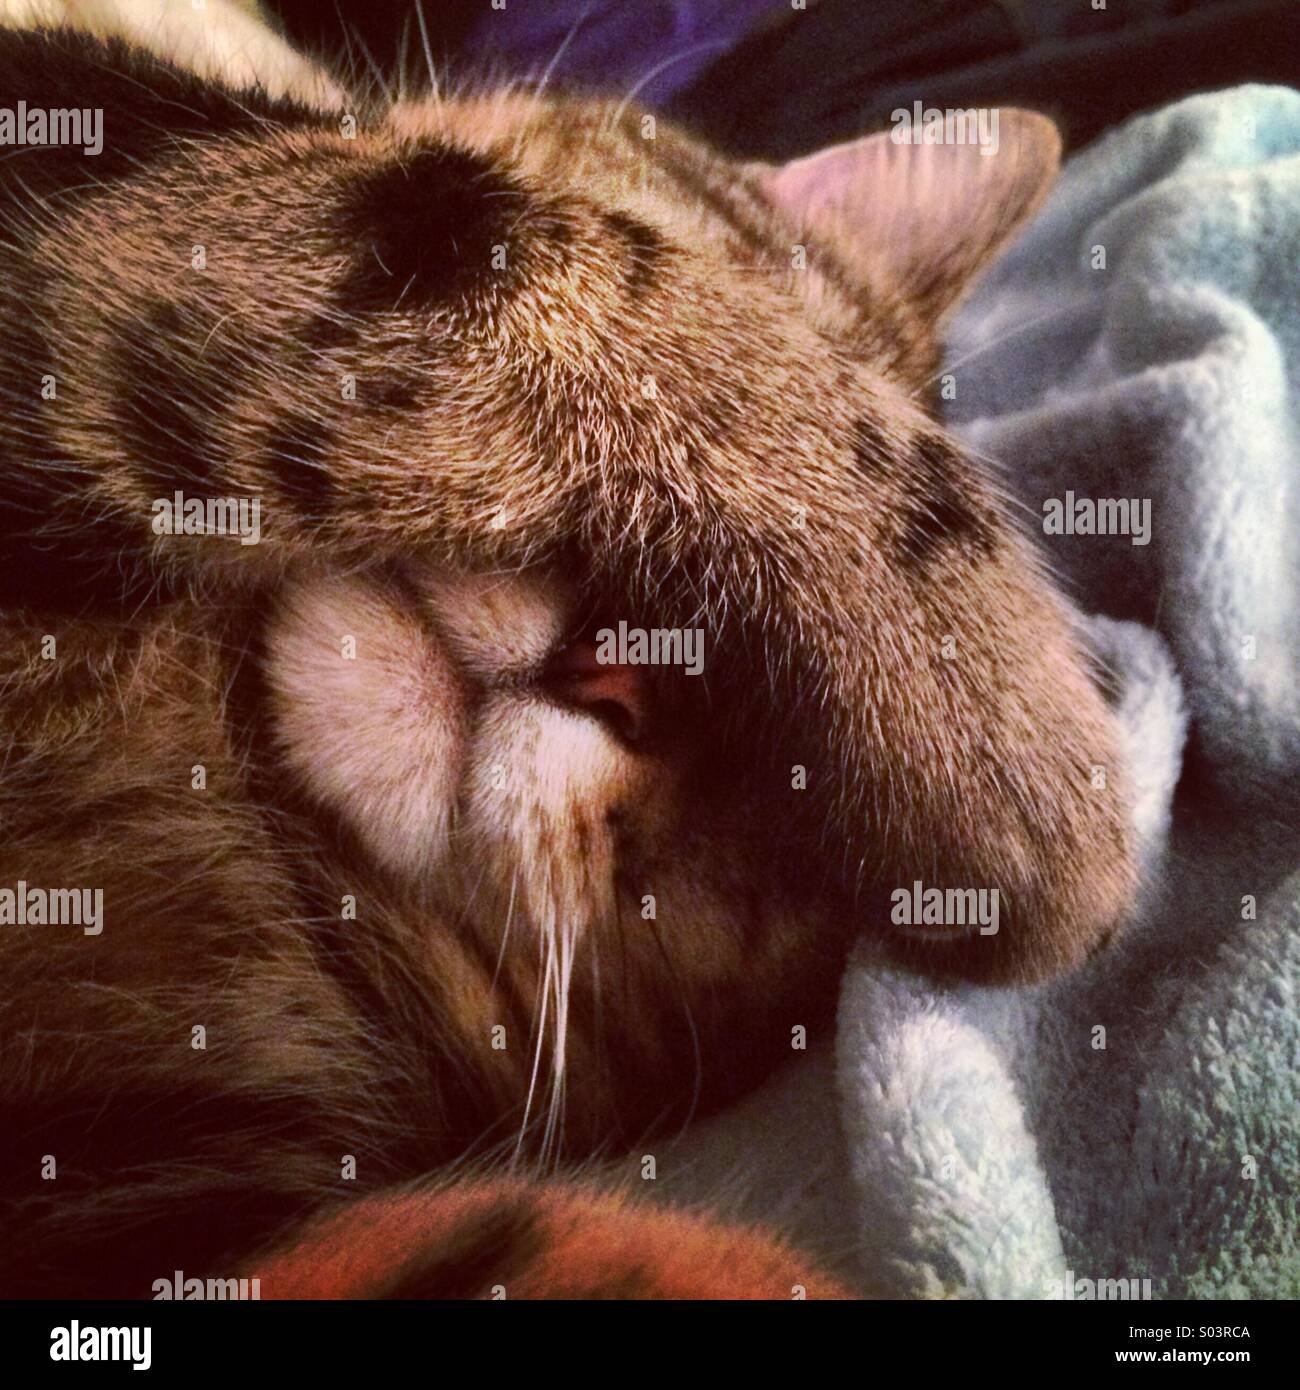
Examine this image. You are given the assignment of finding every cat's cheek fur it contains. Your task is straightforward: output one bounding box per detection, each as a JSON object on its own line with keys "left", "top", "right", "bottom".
{"left": 416, "top": 567, "right": 573, "bottom": 680}
{"left": 265, "top": 572, "right": 467, "bottom": 881}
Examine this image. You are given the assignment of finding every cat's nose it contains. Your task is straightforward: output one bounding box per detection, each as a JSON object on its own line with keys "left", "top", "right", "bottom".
{"left": 544, "top": 637, "right": 647, "bottom": 745}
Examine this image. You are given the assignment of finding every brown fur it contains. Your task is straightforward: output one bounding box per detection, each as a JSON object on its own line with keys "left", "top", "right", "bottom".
{"left": 0, "top": 28, "right": 1134, "bottom": 1297}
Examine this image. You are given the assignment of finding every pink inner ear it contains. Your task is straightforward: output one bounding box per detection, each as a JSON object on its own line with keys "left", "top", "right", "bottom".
{"left": 762, "top": 109, "right": 1062, "bottom": 320}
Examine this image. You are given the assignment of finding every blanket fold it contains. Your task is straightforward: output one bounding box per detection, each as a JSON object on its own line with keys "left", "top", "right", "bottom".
{"left": 838, "top": 87, "right": 1300, "bottom": 1299}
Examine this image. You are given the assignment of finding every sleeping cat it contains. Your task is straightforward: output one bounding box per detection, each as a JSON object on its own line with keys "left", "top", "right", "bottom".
{"left": 0, "top": 21, "right": 1135, "bottom": 1298}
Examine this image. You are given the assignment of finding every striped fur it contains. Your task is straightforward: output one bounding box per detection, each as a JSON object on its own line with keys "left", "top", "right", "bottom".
{"left": 0, "top": 26, "right": 1133, "bottom": 1296}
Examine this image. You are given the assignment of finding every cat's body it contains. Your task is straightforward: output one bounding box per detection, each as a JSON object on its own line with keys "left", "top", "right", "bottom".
{"left": 0, "top": 17, "right": 1134, "bottom": 1298}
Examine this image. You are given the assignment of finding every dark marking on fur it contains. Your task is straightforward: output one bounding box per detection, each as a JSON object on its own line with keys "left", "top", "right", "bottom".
{"left": 603, "top": 211, "right": 666, "bottom": 295}
{"left": 534, "top": 207, "right": 578, "bottom": 248}
{"left": 897, "top": 435, "right": 997, "bottom": 570}
{"left": 334, "top": 145, "right": 529, "bottom": 315}
{"left": 584, "top": 1261, "right": 657, "bottom": 1298}
{"left": 260, "top": 413, "right": 338, "bottom": 516}
{"left": 632, "top": 120, "right": 774, "bottom": 265}
{"left": 0, "top": 278, "right": 162, "bottom": 614}
{"left": 849, "top": 415, "right": 892, "bottom": 477}
{"left": 378, "top": 1195, "right": 543, "bottom": 1298}
{"left": 113, "top": 301, "right": 226, "bottom": 500}
{"left": 369, "top": 375, "right": 424, "bottom": 411}
{"left": 300, "top": 310, "right": 363, "bottom": 355}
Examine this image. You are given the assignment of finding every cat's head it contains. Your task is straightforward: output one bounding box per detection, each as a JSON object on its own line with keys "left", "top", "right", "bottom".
{"left": 247, "top": 86, "right": 1131, "bottom": 991}
{"left": 6, "top": 32, "right": 1135, "bottom": 1143}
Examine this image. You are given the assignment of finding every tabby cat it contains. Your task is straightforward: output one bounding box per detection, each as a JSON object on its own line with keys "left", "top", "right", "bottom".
{"left": 0, "top": 19, "right": 1134, "bottom": 1298}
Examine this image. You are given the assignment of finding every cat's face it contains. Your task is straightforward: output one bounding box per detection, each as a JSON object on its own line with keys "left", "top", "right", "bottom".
{"left": 268, "top": 563, "right": 717, "bottom": 935}
{"left": 244, "top": 91, "right": 1127, "bottom": 988}
{"left": 8, "top": 40, "right": 1134, "bottom": 1154}
{"left": 235, "top": 90, "right": 1132, "bottom": 1138}
{"left": 0, "top": 28, "right": 1138, "bottom": 1295}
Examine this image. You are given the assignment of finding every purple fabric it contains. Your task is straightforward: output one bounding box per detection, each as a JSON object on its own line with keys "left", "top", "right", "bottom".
{"left": 467, "top": 0, "right": 788, "bottom": 103}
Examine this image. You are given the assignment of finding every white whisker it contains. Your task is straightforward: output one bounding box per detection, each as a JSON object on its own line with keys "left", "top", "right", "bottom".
{"left": 513, "top": 1, "right": 593, "bottom": 160}
{"left": 413, "top": 0, "right": 441, "bottom": 106}
{"left": 610, "top": 41, "right": 730, "bottom": 127}
{"left": 917, "top": 301, "right": 1076, "bottom": 396}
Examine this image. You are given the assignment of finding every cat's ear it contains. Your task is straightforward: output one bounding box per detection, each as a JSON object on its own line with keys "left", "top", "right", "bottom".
{"left": 760, "top": 109, "right": 1060, "bottom": 325}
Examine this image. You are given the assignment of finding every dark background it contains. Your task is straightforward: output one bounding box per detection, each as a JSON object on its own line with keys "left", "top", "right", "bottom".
{"left": 263, "top": 0, "right": 1300, "bottom": 156}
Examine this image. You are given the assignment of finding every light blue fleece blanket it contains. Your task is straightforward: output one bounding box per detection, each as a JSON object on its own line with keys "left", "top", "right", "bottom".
{"left": 834, "top": 85, "right": 1300, "bottom": 1300}
{"left": 657, "top": 87, "right": 1300, "bottom": 1301}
